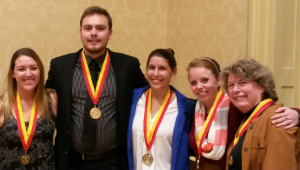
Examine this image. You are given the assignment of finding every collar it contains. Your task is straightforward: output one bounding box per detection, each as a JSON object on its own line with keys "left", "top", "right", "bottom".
{"left": 84, "top": 49, "right": 107, "bottom": 66}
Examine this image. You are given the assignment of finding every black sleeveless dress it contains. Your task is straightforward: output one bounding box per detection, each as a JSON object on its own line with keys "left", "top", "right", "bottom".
{"left": 0, "top": 95, "right": 55, "bottom": 170}
{"left": 0, "top": 119, "right": 55, "bottom": 170}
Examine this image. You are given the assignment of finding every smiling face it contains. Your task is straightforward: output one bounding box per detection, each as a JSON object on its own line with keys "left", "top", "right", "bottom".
{"left": 188, "top": 67, "right": 220, "bottom": 108}
{"left": 146, "top": 56, "right": 176, "bottom": 91}
{"left": 80, "top": 14, "right": 112, "bottom": 58}
{"left": 12, "top": 55, "right": 40, "bottom": 94}
{"left": 227, "top": 74, "right": 264, "bottom": 113}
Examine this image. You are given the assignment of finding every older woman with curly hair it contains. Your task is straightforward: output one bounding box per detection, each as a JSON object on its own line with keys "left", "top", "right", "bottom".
{"left": 221, "top": 58, "right": 299, "bottom": 170}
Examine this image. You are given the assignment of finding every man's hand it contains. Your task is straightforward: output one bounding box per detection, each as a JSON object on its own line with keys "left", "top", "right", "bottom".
{"left": 271, "top": 107, "right": 299, "bottom": 129}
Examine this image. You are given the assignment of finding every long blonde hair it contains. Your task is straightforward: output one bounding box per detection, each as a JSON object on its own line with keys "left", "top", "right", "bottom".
{"left": 0, "top": 48, "right": 51, "bottom": 124}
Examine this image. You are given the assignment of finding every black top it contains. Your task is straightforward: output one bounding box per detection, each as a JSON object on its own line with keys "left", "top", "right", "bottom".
{"left": 0, "top": 94, "right": 55, "bottom": 170}
{"left": 229, "top": 106, "right": 256, "bottom": 170}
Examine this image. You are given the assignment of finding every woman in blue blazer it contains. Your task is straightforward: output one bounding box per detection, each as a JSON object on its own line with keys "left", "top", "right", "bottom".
{"left": 127, "top": 49, "right": 195, "bottom": 170}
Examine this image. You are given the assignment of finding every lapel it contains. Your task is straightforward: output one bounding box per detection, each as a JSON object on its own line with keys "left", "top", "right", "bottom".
{"left": 108, "top": 49, "right": 126, "bottom": 124}
{"left": 170, "top": 86, "right": 188, "bottom": 169}
{"left": 109, "top": 49, "right": 122, "bottom": 99}
{"left": 61, "top": 49, "right": 81, "bottom": 124}
{"left": 127, "top": 86, "right": 149, "bottom": 170}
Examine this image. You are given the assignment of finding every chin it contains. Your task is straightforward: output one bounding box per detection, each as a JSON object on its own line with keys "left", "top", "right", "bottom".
{"left": 150, "top": 85, "right": 161, "bottom": 90}
{"left": 87, "top": 48, "right": 102, "bottom": 53}
{"left": 235, "top": 104, "right": 250, "bottom": 113}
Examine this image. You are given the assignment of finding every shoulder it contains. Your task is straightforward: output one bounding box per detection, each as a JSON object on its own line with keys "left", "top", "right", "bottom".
{"left": 50, "top": 49, "right": 81, "bottom": 63}
{"left": 109, "top": 49, "right": 140, "bottom": 64}
{"left": 171, "top": 86, "right": 196, "bottom": 112}
{"left": 256, "top": 104, "right": 282, "bottom": 126}
{"left": 262, "top": 104, "right": 283, "bottom": 119}
{"left": 260, "top": 104, "right": 298, "bottom": 137}
{"left": 133, "top": 86, "right": 149, "bottom": 93}
{"left": 171, "top": 86, "right": 194, "bottom": 103}
{"left": 132, "top": 86, "right": 149, "bottom": 99}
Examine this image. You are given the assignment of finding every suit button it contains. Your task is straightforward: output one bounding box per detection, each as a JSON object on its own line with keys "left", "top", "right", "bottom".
{"left": 244, "top": 148, "right": 248, "bottom": 152}
{"left": 249, "top": 125, "right": 254, "bottom": 130}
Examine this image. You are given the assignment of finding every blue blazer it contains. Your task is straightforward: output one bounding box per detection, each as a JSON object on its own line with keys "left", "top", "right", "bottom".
{"left": 127, "top": 86, "right": 195, "bottom": 170}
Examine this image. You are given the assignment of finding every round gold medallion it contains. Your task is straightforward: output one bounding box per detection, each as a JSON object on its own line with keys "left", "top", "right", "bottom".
{"left": 229, "top": 155, "right": 233, "bottom": 165}
{"left": 90, "top": 107, "right": 101, "bottom": 119}
{"left": 142, "top": 153, "right": 153, "bottom": 166}
{"left": 21, "top": 153, "right": 30, "bottom": 165}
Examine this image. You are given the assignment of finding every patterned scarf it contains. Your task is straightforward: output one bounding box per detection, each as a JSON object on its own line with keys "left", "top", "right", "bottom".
{"left": 194, "top": 93, "right": 230, "bottom": 160}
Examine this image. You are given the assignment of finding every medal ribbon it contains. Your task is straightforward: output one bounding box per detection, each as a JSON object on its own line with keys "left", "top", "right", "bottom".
{"left": 195, "top": 90, "right": 225, "bottom": 155}
{"left": 143, "top": 88, "right": 172, "bottom": 151}
{"left": 81, "top": 49, "right": 110, "bottom": 105}
{"left": 14, "top": 92, "right": 38, "bottom": 151}
{"left": 233, "top": 98, "right": 274, "bottom": 147}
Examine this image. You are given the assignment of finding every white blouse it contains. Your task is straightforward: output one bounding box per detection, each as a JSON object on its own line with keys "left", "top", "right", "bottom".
{"left": 131, "top": 93, "right": 178, "bottom": 170}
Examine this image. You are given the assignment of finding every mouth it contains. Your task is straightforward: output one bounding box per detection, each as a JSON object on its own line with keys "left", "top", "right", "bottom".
{"left": 234, "top": 95, "right": 247, "bottom": 101}
{"left": 151, "top": 79, "right": 161, "bottom": 83}
{"left": 197, "top": 91, "right": 207, "bottom": 96}
{"left": 88, "top": 39, "right": 100, "bottom": 43}
{"left": 23, "top": 79, "right": 34, "bottom": 83}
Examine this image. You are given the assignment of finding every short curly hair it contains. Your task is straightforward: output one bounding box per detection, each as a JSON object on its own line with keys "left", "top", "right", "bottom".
{"left": 221, "top": 58, "right": 278, "bottom": 102}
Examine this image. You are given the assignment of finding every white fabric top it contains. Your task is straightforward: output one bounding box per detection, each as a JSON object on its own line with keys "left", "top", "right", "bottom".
{"left": 131, "top": 93, "right": 178, "bottom": 170}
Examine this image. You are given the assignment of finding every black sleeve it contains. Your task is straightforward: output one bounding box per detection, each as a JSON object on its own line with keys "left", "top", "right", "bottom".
{"left": 130, "top": 58, "right": 148, "bottom": 88}
{"left": 45, "top": 59, "right": 56, "bottom": 89}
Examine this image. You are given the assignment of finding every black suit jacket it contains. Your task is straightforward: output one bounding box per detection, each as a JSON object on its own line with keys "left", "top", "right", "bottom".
{"left": 45, "top": 48, "right": 147, "bottom": 170}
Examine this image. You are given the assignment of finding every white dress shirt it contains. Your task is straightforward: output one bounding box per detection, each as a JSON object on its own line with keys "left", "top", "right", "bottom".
{"left": 131, "top": 93, "right": 178, "bottom": 170}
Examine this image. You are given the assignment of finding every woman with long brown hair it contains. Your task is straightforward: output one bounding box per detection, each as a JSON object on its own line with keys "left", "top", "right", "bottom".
{"left": 0, "top": 48, "right": 57, "bottom": 169}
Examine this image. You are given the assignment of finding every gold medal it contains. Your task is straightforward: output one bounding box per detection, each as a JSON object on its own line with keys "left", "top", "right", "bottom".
{"left": 229, "top": 155, "right": 233, "bottom": 165}
{"left": 21, "top": 151, "right": 30, "bottom": 166}
{"left": 142, "top": 153, "right": 153, "bottom": 166}
{"left": 196, "top": 155, "right": 200, "bottom": 169}
{"left": 90, "top": 107, "right": 101, "bottom": 119}
{"left": 15, "top": 93, "right": 37, "bottom": 167}
{"left": 81, "top": 50, "right": 110, "bottom": 119}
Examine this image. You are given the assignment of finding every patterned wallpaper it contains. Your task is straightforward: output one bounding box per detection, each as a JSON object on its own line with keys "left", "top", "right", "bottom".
{"left": 167, "top": 0, "right": 248, "bottom": 97}
{"left": 0, "top": 0, "right": 248, "bottom": 99}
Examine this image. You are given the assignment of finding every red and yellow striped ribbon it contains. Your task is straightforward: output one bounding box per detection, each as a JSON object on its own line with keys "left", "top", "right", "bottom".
{"left": 14, "top": 92, "right": 38, "bottom": 151}
{"left": 233, "top": 98, "right": 274, "bottom": 147}
{"left": 195, "top": 90, "right": 225, "bottom": 154}
{"left": 144, "top": 88, "right": 172, "bottom": 151}
{"left": 81, "top": 49, "right": 110, "bottom": 105}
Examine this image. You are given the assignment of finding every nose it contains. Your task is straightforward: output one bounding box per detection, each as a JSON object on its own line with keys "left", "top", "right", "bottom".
{"left": 91, "top": 28, "right": 97, "bottom": 36}
{"left": 153, "top": 69, "right": 159, "bottom": 76}
{"left": 232, "top": 84, "right": 240, "bottom": 92}
{"left": 25, "top": 69, "right": 32, "bottom": 76}
{"left": 196, "top": 82, "right": 203, "bottom": 89}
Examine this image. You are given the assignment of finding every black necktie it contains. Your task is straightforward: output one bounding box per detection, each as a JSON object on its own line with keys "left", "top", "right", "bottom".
{"left": 82, "top": 60, "right": 99, "bottom": 154}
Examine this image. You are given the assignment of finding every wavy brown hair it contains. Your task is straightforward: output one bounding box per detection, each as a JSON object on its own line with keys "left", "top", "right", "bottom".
{"left": 221, "top": 58, "right": 278, "bottom": 101}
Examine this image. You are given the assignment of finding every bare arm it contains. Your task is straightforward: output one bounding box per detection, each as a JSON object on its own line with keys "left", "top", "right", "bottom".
{"left": 0, "top": 100, "right": 3, "bottom": 127}
{"left": 46, "top": 89, "right": 58, "bottom": 118}
{"left": 49, "top": 91, "right": 57, "bottom": 117}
